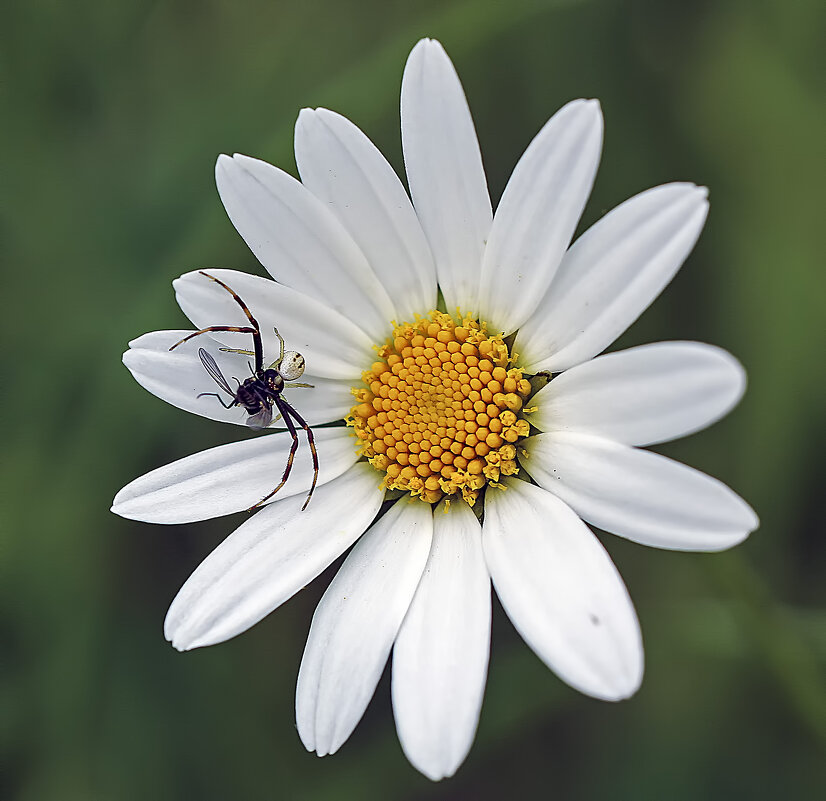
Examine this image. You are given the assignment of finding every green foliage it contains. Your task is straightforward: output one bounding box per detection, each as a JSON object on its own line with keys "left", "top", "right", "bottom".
{"left": 2, "top": 0, "right": 824, "bottom": 798}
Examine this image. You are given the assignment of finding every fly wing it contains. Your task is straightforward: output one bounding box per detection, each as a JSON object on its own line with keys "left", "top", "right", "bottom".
{"left": 198, "top": 348, "right": 235, "bottom": 396}
{"left": 245, "top": 405, "right": 273, "bottom": 429}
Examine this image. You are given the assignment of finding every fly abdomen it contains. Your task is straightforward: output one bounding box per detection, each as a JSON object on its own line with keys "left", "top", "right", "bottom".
{"left": 236, "top": 382, "right": 261, "bottom": 411}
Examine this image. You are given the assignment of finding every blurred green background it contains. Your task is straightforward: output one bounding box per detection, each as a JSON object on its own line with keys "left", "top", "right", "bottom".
{"left": 3, "top": 0, "right": 825, "bottom": 798}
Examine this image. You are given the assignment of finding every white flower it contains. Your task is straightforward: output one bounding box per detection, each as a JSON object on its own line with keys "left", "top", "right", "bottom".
{"left": 111, "top": 38, "right": 758, "bottom": 780}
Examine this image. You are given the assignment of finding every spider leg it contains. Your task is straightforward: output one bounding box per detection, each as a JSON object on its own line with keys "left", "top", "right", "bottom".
{"left": 279, "top": 398, "right": 319, "bottom": 511}
{"left": 247, "top": 402, "right": 300, "bottom": 512}
{"left": 284, "top": 382, "right": 314, "bottom": 389}
{"left": 169, "top": 325, "right": 257, "bottom": 351}
{"left": 196, "top": 391, "right": 236, "bottom": 409}
{"left": 197, "top": 272, "right": 265, "bottom": 371}
{"left": 270, "top": 326, "right": 286, "bottom": 370}
{"left": 221, "top": 335, "right": 282, "bottom": 370}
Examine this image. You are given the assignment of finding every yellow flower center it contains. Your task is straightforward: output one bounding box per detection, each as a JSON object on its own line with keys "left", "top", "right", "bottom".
{"left": 349, "top": 311, "right": 533, "bottom": 505}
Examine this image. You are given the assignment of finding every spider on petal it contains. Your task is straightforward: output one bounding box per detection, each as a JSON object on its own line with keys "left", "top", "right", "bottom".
{"left": 169, "top": 271, "right": 319, "bottom": 510}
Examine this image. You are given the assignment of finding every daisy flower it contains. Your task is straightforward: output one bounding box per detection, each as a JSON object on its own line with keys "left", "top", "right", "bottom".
{"left": 112, "top": 38, "right": 758, "bottom": 780}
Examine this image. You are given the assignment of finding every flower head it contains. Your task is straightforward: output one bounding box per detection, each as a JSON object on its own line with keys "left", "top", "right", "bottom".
{"left": 112, "top": 38, "right": 758, "bottom": 780}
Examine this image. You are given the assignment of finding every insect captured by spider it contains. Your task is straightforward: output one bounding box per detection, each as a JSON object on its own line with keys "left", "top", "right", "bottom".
{"left": 169, "top": 271, "right": 319, "bottom": 511}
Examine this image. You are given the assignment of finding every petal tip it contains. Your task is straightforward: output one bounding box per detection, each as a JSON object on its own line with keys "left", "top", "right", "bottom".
{"left": 557, "top": 98, "right": 603, "bottom": 133}
{"left": 296, "top": 727, "right": 316, "bottom": 754}
{"left": 583, "top": 98, "right": 604, "bottom": 133}
{"left": 165, "top": 620, "right": 192, "bottom": 651}
{"left": 726, "top": 493, "right": 759, "bottom": 542}
{"left": 124, "top": 332, "right": 150, "bottom": 350}
{"left": 214, "top": 153, "right": 233, "bottom": 174}
{"left": 417, "top": 37, "right": 447, "bottom": 63}
{"left": 110, "top": 487, "right": 132, "bottom": 518}
{"left": 230, "top": 153, "right": 258, "bottom": 170}
{"left": 413, "top": 763, "right": 451, "bottom": 782}
{"left": 672, "top": 181, "right": 710, "bottom": 215}
{"left": 730, "top": 355, "right": 748, "bottom": 404}
{"left": 682, "top": 183, "right": 709, "bottom": 203}
{"left": 296, "top": 107, "right": 315, "bottom": 125}
{"left": 406, "top": 38, "right": 437, "bottom": 71}
{"left": 659, "top": 181, "right": 708, "bottom": 202}
{"left": 610, "top": 682, "right": 642, "bottom": 703}
{"left": 413, "top": 36, "right": 438, "bottom": 49}
{"left": 597, "top": 659, "right": 644, "bottom": 702}
{"left": 561, "top": 97, "right": 602, "bottom": 116}
{"left": 108, "top": 501, "right": 141, "bottom": 523}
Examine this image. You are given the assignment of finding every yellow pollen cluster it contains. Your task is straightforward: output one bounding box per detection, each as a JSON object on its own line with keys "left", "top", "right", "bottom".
{"left": 349, "top": 312, "right": 533, "bottom": 505}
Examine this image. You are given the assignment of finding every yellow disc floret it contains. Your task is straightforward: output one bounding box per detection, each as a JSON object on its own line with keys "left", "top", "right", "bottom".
{"left": 348, "top": 311, "right": 533, "bottom": 505}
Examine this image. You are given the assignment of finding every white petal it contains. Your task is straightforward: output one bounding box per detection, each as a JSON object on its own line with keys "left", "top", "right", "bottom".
{"left": 521, "top": 432, "right": 759, "bottom": 550}
{"left": 122, "top": 330, "right": 353, "bottom": 428}
{"left": 174, "top": 269, "right": 373, "bottom": 380}
{"left": 111, "top": 426, "right": 358, "bottom": 524}
{"left": 215, "top": 153, "right": 396, "bottom": 342}
{"left": 392, "top": 501, "right": 490, "bottom": 780}
{"left": 124, "top": 330, "right": 251, "bottom": 426}
{"left": 296, "top": 500, "right": 433, "bottom": 757}
{"left": 164, "top": 462, "right": 384, "bottom": 650}
{"left": 279, "top": 375, "right": 355, "bottom": 429}
{"left": 515, "top": 183, "right": 709, "bottom": 372}
{"left": 530, "top": 342, "right": 747, "bottom": 446}
{"left": 295, "top": 108, "right": 437, "bottom": 322}
{"left": 401, "top": 38, "right": 492, "bottom": 316}
{"left": 478, "top": 100, "right": 603, "bottom": 335}
{"left": 483, "top": 479, "right": 643, "bottom": 701}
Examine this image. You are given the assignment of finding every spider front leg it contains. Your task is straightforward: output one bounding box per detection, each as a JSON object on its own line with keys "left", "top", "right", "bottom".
{"left": 170, "top": 325, "right": 257, "bottom": 352}
{"left": 196, "top": 271, "right": 265, "bottom": 371}
{"left": 269, "top": 326, "right": 286, "bottom": 370}
{"left": 222, "top": 326, "right": 286, "bottom": 371}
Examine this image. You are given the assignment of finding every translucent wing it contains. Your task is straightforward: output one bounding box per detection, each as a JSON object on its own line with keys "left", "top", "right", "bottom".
{"left": 246, "top": 406, "right": 273, "bottom": 429}
{"left": 198, "top": 348, "right": 235, "bottom": 396}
